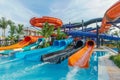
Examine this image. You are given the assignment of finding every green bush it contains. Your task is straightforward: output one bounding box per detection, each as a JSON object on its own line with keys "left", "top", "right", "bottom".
{"left": 38, "top": 22, "right": 55, "bottom": 48}
{"left": 56, "top": 27, "right": 67, "bottom": 40}
{"left": 109, "top": 55, "right": 120, "bottom": 68}
{"left": 109, "top": 55, "right": 114, "bottom": 60}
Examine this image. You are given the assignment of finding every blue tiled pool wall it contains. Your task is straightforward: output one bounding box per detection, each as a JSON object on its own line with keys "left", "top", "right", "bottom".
{"left": 94, "top": 51, "right": 108, "bottom": 57}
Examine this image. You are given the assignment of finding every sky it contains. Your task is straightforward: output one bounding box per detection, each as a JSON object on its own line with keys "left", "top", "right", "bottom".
{"left": 0, "top": 0, "right": 118, "bottom": 26}
{"left": 0, "top": 0, "right": 119, "bottom": 37}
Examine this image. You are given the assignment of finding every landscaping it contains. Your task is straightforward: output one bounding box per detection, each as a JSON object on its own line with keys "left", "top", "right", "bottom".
{"left": 109, "top": 55, "right": 120, "bottom": 68}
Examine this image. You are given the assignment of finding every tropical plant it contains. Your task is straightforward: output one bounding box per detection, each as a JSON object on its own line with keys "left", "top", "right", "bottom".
{"left": 109, "top": 55, "right": 120, "bottom": 68}
{"left": 16, "top": 24, "right": 24, "bottom": 41}
{"left": 38, "top": 22, "right": 55, "bottom": 48}
{"left": 116, "top": 41, "right": 120, "bottom": 54}
{"left": 8, "top": 21, "right": 17, "bottom": 44}
{"left": 112, "top": 30, "right": 120, "bottom": 37}
{"left": 112, "top": 30, "right": 120, "bottom": 54}
{"left": 56, "top": 27, "right": 67, "bottom": 40}
{"left": 0, "top": 17, "right": 10, "bottom": 37}
{"left": 39, "top": 22, "right": 54, "bottom": 38}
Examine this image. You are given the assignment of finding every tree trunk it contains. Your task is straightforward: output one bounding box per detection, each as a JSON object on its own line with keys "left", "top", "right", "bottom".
{"left": 2, "top": 29, "right": 4, "bottom": 37}
{"left": 3, "top": 29, "right": 6, "bottom": 46}
{"left": 3, "top": 29, "right": 5, "bottom": 37}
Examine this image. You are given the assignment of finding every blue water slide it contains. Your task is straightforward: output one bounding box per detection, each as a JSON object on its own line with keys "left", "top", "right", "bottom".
{"left": 0, "top": 38, "right": 44, "bottom": 55}
{"left": 67, "top": 30, "right": 120, "bottom": 40}
{"left": 68, "top": 30, "right": 96, "bottom": 37}
{"left": 15, "top": 38, "right": 73, "bottom": 61}
{"left": 99, "top": 34, "right": 120, "bottom": 40}
{"left": 80, "top": 27, "right": 100, "bottom": 32}
{"left": 62, "top": 18, "right": 102, "bottom": 28}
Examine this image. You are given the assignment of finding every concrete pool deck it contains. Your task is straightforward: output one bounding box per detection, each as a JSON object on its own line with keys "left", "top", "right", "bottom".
{"left": 97, "top": 47, "right": 120, "bottom": 80}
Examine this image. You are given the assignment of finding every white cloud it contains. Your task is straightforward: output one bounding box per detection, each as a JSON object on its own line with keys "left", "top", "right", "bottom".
{"left": 0, "top": 0, "right": 119, "bottom": 36}
{"left": 0, "top": 0, "right": 40, "bottom": 36}
{"left": 50, "top": 0, "right": 118, "bottom": 24}
{"left": 0, "top": 0, "right": 39, "bottom": 25}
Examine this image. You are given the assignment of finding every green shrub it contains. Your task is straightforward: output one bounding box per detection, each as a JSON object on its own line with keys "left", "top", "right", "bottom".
{"left": 109, "top": 55, "right": 120, "bottom": 68}
{"left": 109, "top": 55, "right": 114, "bottom": 60}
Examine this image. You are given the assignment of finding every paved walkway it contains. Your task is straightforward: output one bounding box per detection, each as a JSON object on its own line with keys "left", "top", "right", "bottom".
{"left": 98, "top": 47, "right": 120, "bottom": 80}
{"left": 104, "top": 56, "right": 120, "bottom": 80}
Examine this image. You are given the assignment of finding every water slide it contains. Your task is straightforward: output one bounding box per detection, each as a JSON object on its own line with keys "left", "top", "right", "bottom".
{"left": 0, "top": 36, "right": 43, "bottom": 51}
{"left": 68, "top": 1, "right": 120, "bottom": 68}
{"left": 62, "top": 18, "right": 102, "bottom": 28}
{"left": 67, "top": 30, "right": 120, "bottom": 40}
{"left": 79, "top": 27, "right": 100, "bottom": 32}
{"left": 13, "top": 16, "right": 65, "bottom": 61}
{"left": 0, "top": 38, "right": 44, "bottom": 55}
{"left": 15, "top": 38, "right": 73, "bottom": 61}
{"left": 68, "top": 40, "right": 95, "bottom": 68}
{"left": 41, "top": 40, "right": 84, "bottom": 64}
{"left": 30, "top": 16, "right": 63, "bottom": 28}
{"left": 99, "top": 1, "right": 120, "bottom": 33}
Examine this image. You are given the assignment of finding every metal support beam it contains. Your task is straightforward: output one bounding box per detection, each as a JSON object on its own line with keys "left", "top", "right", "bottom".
{"left": 82, "top": 20, "right": 84, "bottom": 31}
{"left": 96, "top": 21, "right": 100, "bottom": 48}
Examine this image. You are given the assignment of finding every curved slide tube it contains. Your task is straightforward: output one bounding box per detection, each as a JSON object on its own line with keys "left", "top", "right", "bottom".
{"left": 62, "top": 18, "right": 102, "bottom": 28}
{"left": 99, "top": 1, "right": 120, "bottom": 33}
{"left": 0, "top": 38, "right": 44, "bottom": 55}
{"left": 68, "top": 40, "right": 95, "bottom": 68}
{"left": 30, "top": 16, "right": 63, "bottom": 28}
{"left": 15, "top": 38, "right": 73, "bottom": 61}
{"left": 41, "top": 40, "right": 84, "bottom": 64}
{"left": 67, "top": 30, "right": 120, "bottom": 40}
{"left": 0, "top": 36, "right": 43, "bottom": 51}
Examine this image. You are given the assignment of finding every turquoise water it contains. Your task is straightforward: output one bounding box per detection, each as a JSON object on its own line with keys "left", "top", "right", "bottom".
{"left": 112, "top": 48, "right": 118, "bottom": 52}
{"left": 0, "top": 51, "right": 107, "bottom": 80}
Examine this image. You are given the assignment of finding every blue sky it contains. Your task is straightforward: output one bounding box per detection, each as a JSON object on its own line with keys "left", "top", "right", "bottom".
{"left": 0, "top": 0, "right": 118, "bottom": 26}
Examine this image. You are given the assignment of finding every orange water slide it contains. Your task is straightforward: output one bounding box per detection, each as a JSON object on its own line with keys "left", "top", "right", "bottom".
{"left": 99, "top": 1, "right": 120, "bottom": 33}
{"left": 68, "top": 40, "right": 95, "bottom": 68}
{"left": 30, "top": 16, "right": 63, "bottom": 28}
{"left": 0, "top": 36, "right": 43, "bottom": 50}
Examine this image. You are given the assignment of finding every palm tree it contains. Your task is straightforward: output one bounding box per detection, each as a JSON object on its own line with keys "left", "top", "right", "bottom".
{"left": 16, "top": 24, "right": 24, "bottom": 41}
{"left": 8, "top": 21, "right": 16, "bottom": 36}
{"left": 39, "top": 22, "right": 54, "bottom": 38}
{"left": 8, "top": 21, "right": 17, "bottom": 44}
{"left": 112, "top": 30, "right": 120, "bottom": 54}
{"left": 0, "top": 17, "right": 10, "bottom": 37}
{"left": 56, "top": 27, "right": 67, "bottom": 40}
{"left": 38, "top": 22, "right": 55, "bottom": 47}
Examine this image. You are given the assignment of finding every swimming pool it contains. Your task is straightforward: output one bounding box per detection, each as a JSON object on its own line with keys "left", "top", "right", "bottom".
{"left": 0, "top": 51, "right": 108, "bottom": 80}
{"left": 112, "top": 48, "right": 118, "bottom": 52}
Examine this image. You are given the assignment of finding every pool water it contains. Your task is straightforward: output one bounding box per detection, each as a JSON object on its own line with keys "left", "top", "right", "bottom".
{"left": 112, "top": 48, "right": 118, "bottom": 52}
{"left": 0, "top": 51, "right": 108, "bottom": 80}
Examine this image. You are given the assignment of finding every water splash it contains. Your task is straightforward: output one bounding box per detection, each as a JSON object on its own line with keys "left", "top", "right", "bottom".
{"left": 0, "top": 58, "right": 21, "bottom": 65}
{"left": 0, "top": 62, "right": 49, "bottom": 80}
{"left": 24, "top": 62, "right": 49, "bottom": 71}
{"left": 66, "top": 66, "right": 79, "bottom": 80}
